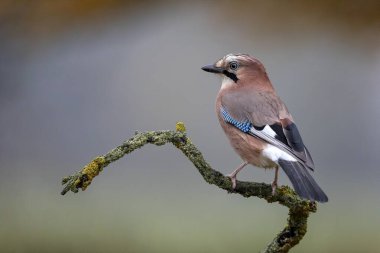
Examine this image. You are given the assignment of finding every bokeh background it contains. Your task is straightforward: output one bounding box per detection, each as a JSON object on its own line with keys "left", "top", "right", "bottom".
{"left": 1, "top": 1, "right": 379, "bottom": 252}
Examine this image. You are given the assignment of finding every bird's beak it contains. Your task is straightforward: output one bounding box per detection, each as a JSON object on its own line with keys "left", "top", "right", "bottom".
{"left": 201, "top": 64, "right": 224, "bottom": 74}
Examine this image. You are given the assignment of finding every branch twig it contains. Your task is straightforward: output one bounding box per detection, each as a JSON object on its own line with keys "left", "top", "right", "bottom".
{"left": 61, "top": 122, "right": 317, "bottom": 253}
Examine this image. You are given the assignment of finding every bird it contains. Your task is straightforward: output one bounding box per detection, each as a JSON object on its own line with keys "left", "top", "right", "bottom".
{"left": 201, "top": 53, "right": 328, "bottom": 203}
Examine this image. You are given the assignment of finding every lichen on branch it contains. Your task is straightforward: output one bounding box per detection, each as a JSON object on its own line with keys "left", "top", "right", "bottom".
{"left": 61, "top": 122, "right": 317, "bottom": 253}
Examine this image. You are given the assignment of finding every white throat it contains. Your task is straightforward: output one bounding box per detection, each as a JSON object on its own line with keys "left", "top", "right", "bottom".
{"left": 220, "top": 76, "right": 235, "bottom": 90}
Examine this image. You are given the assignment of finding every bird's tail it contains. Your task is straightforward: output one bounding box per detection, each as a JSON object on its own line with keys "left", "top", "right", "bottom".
{"left": 278, "top": 159, "right": 328, "bottom": 203}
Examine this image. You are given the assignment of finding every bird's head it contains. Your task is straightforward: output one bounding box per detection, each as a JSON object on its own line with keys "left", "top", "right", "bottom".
{"left": 202, "top": 53, "right": 271, "bottom": 90}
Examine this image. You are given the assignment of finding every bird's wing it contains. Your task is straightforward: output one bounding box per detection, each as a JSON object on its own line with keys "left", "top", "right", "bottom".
{"left": 221, "top": 88, "right": 314, "bottom": 170}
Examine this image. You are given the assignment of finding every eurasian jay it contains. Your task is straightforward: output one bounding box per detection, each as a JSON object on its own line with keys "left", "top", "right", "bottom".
{"left": 201, "top": 53, "right": 328, "bottom": 203}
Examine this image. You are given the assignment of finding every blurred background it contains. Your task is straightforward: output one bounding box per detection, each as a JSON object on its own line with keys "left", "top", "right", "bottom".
{"left": 0, "top": 0, "right": 379, "bottom": 252}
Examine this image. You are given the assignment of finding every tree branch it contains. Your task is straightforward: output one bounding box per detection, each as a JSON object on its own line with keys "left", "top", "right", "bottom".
{"left": 61, "top": 122, "right": 317, "bottom": 253}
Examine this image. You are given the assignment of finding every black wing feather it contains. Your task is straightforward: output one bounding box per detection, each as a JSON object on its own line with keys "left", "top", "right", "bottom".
{"left": 251, "top": 122, "right": 314, "bottom": 171}
{"left": 269, "top": 123, "right": 289, "bottom": 146}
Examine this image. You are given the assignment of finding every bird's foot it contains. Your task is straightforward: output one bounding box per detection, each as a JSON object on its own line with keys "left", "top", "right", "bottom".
{"left": 271, "top": 181, "right": 278, "bottom": 195}
{"left": 226, "top": 162, "right": 248, "bottom": 190}
{"left": 227, "top": 174, "right": 237, "bottom": 189}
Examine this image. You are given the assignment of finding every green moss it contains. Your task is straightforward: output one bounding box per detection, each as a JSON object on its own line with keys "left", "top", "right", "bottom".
{"left": 61, "top": 122, "right": 318, "bottom": 253}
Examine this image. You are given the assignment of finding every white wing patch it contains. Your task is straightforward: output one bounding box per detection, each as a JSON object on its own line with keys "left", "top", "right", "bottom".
{"left": 262, "top": 144, "right": 297, "bottom": 162}
{"left": 262, "top": 125, "right": 277, "bottom": 138}
{"left": 250, "top": 125, "right": 301, "bottom": 163}
{"left": 249, "top": 126, "right": 297, "bottom": 163}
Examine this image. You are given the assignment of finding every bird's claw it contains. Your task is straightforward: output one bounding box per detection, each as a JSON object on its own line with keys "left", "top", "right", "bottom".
{"left": 227, "top": 174, "right": 237, "bottom": 189}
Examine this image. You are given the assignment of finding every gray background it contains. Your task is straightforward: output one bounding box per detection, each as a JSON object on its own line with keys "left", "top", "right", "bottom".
{"left": 1, "top": 1, "right": 379, "bottom": 252}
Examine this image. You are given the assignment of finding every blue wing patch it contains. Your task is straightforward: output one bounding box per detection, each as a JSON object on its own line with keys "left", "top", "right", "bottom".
{"left": 220, "top": 107, "right": 252, "bottom": 133}
{"left": 220, "top": 107, "right": 315, "bottom": 171}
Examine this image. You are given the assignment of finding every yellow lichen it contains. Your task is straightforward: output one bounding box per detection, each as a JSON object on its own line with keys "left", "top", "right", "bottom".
{"left": 80, "top": 156, "right": 106, "bottom": 190}
{"left": 277, "top": 186, "right": 292, "bottom": 196}
{"left": 175, "top": 122, "right": 186, "bottom": 132}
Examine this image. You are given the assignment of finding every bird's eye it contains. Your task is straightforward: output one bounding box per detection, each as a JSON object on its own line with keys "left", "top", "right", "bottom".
{"left": 229, "top": 61, "right": 239, "bottom": 70}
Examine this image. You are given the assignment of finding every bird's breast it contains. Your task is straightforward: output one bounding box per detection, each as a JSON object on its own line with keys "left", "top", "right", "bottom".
{"left": 216, "top": 97, "right": 276, "bottom": 168}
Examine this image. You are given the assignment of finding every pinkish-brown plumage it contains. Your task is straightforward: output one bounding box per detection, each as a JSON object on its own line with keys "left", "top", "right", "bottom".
{"left": 216, "top": 89, "right": 276, "bottom": 169}
{"left": 202, "top": 53, "right": 328, "bottom": 202}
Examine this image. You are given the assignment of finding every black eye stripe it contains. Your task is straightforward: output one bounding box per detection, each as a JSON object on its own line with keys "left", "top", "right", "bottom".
{"left": 223, "top": 70, "right": 239, "bottom": 83}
